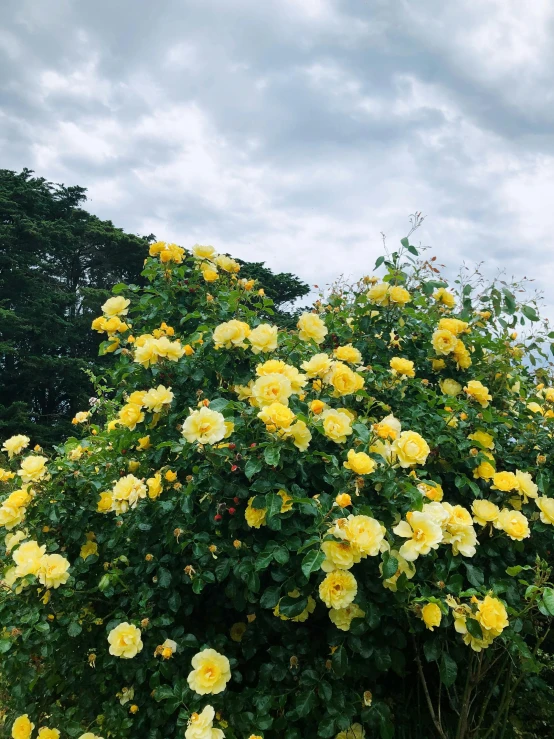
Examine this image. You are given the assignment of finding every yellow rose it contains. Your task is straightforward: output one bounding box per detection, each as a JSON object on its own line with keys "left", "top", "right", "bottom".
{"left": 464, "top": 380, "right": 492, "bottom": 408}
{"left": 473, "top": 455, "right": 495, "bottom": 480}
{"left": 248, "top": 324, "right": 278, "bottom": 354}
{"left": 37, "top": 553, "right": 70, "bottom": 589}
{"left": 283, "top": 420, "right": 312, "bottom": 451}
{"left": 118, "top": 403, "right": 145, "bottom": 430}
{"left": 318, "top": 570, "right": 358, "bottom": 609}
{"left": 192, "top": 243, "right": 216, "bottom": 259}
{"left": 142, "top": 385, "right": 174, "bottom": 413}
{"left": 154, "top": 336, "right": 184, "bottom": 362}
{"left": 37, "top": 728, "right": 60, "bottom": 739}
{"left": 5, "top": 530, "right": 27, "bottom": 553}
{"left": 91, "top": 316, "right": 107, "bottom": 332}
{"left": 108, "top": 622, "right": 143, "bottom": 659}
{"left": 202, "top": 267, "right": 219, "bottom": 282}
{"left": 438, "top": 317, "right": 469, "bottom": 335}
{"left": 491, "top": 471, "right": 518, "bottom": 492}
{"left": 321, "top": 540, "right": 362, "bottom": 572}
{"left": 536, "top": 497, "right": 554, "bottom": 524}
{"left": 258, "top": 402, "right": 295, "bottom": 430}
{"left": 418, "top": 482, "right": 444, "bottom": 502}
{"left": 297, "top": 312, "right": 328, "bottom": 344}
{"left": 472, "top": 500, "right": 500, "bottom": 526}
{"left": 392, "top": 431, "right": 430, "bottom": 468}
{"left": 245, "top": 498, "right": 267, "bottom": 528}
{"left": 255, "top": 360, "right": 306, "bottom": 393}
{"left": 187, "top": 648, "right": 231, "bottom": 695}
{"left": 102, "top": 316, "right": 128, "bottom": 334}
{"left": 388, "top": 285, "right": 411, "bottom": 305}
{"left": 182, "top": 407, "right": 227, "bottom": 445}
{"left": 320, "top": 409, "right": 353, "bottom": 443}
{"left": 432, "top": 358, "right": 446, "bottom": 371}
{"left": 494, "top": 509, "right": 530, "bottom": 540}
{"left": 343, "top": 514, "right": 385, "bottom": 556}
{"left": 468, "top": 430, "right": 494, "bottom": 450}
{"left": 72, "top": 411, "right": 90, "bottom": 424}
{"left": 433, "top": 288, "right": 456, "bottom": 307}
{"left": 515, "top": 470, "right": 538, "bottom": 502}
{"left": 97, "top": 492, "right": 114, "bottom": 513}
{"left": 367, "top": 282, "right": 390, "bottom": 305}
{"left": 251, "top": 373, "right": 293, "bottom": 407}
{"left": 452, "top": 339, "right": 472, "bottom": 369}
{"left": 372, "top": 414, "right": 401, "bottom": 440}
{"left": 390, "top": 357, "right": 415, "bottom": 378}
{"left": 440, "top": 379, "right": 462, "bottom": 396}
{"left": 78, "top": 734, "right": 104, "bottom": 739}
{"left": 310, "top": 399, "right": 326, "bottom": 414}
{"left": 0, "top": 468, "right": 16, "bottom": 482}
{"left": 336, "top": 724, "right": 365, "bottom": 739}
{"left": 185, "top": 705, "right": 223, "bottom": 739}
{"left": 393, "top": 511, "right": 443, "bottom": 561}
{"left": 335, "top": 493, "right": 352, "bottom": 508}
{"left": 334, "top": 344, "right": 362, "bottom": 364}
{"left": 147, "top": 472, "right": 163, "bottom": 500}
{"left": 11, "top": 715, "right": 35, "bottom": 739}
{"left": 421, "top": 603, "right": 442, "bottom": 631}
{"left": 476, "top": 595, "right": 509, "bottom": 636}
{"left": 432, "top": 329, "right": 458, "bottom": 355}
{"left": 112, "top": 474, "right": 147, "bottom": 514}
{"left": 80, "top": 540, "right": 98, "bottom": 560}
{"left": 301, "top": 352, "right": 333, "bottom": 378}
{"left": 527, "top": 401, "right": 544, "bottom": 415}
{"left": 101, "top": 296, "right": 130, "bottom": 317}
{"left": 13, "top": 540, "right": 46, "bottom": 577}
{"left": 326, "top": 362, "right": 364, "bottom": 396}
{"left": 343, "top": 450, "right": 376, "bottom": 475}
{"left": 212, "top": 320, "right": 251, "bottom": 349}
{"left": 0, "top": 502, "right": 26, "bottom": 530}
{"left": 165, "top": 470, "right": 178, "bottom": 482}
{"left": 214, "top": 254, "right": 240, "bottom": 272}
{"left": 18, "top": 455, "right": 48, "bottom": 484}
{"left": 328, "top": 603, "right": 365, "bottom": 631}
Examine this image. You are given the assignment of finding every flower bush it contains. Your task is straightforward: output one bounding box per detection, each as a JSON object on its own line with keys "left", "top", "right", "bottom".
{"left": 1, "top": 236, "right": 554, "bottom": 739}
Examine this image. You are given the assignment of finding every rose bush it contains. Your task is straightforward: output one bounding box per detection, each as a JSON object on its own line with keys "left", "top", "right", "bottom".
{"left": 1, "top": 236, "right": 554, "bottom": 739}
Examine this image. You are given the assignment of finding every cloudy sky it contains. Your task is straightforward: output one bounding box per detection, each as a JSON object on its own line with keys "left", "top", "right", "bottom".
{"left": 2, "top": 0, "right": 554, "bottom": 311}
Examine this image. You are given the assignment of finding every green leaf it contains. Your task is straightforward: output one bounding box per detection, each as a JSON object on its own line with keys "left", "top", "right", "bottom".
{"left": 400, "top": 237, "right": 409, "bottom": 248}
{"left": 264, "top": 446, "right": 281, "bottom": 466}
{"left": 466, "top": 618, "right": 483, "bottom": 640}
{"left": 67, "top": 622, "right": 82, "bottom": 638}
{"left": 245, "top": 458, "right": 263, "bottom": 479}
{"left": 374, "top": 256, "right": 385, "bottom": 270}
{"left": 522, "top": 305, "right": 539, "bottom": 321}
{"left": 381, "top": 552, "right": 399, "bottom": 580}
{"left": 439, "top": 652, "right": 458, "bottom": 687}
{"left": 317, "top": 716, "right": 336, "bottom": 738}
{"left": 506, "top": 565, "right": 532, "bottom": 577}
{"left": 332, "top": 645, "right": 349, "bottom": 677}
{"left": 157, "top": 567, "right": 172, "bottom": 588}
{"left": 352, "top": 422, "right": 370, "bottom": 442}
{"left": 542, "top": 587, "right": 554, "bottom": 616}
{"left": 463, "top": 562, "right": 484, "bottom": 588}
{"left": 295, "top": 690, "right": 317, "bottom": 718}
{"left": 301, "top": 549, "right": 325, "bottom": 579}
{"left": 407, "top": 244, "right": 418, "bottom": 256}
{"left": 0, "top": 639, "right": 12, "bottom": 654}
{"left": 279, "top": 595, "right": 308, "bottom": 618}
{"left": 423, "top": 639, "right": 440, "bottom": 663}
{"left": 260, "top": 585, "right": 281, "bottom": 609}
{"left": 265, "top": 492, "right": 283, "bottom": 519}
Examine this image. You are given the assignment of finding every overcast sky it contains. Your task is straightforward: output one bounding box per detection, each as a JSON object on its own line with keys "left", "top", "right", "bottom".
{"left": 2, "top": 0, "right": 554, "bottom": 314}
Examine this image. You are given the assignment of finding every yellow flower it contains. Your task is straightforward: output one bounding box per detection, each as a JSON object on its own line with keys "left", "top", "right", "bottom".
{"left": 476, "top": 595, "right": 509, "bottom": 636}
{"left": 343, "top": 514, "right": 385, "bottom": 556}
{"left": 310, "top": 399, "right": 326, "bottom": 415}
{"left": 393, "top": 511, "right": 443, "bottom": 561}
{"left": 320, "top": 409, "right": 353, "bottom": 443}
{"left": 440, "top": 379, "right": 462, "bottom": 396}
{"left": 213, "top": 319, "right": 251, "bottom": 349}
{"left": 432, "top": 329, "right": 458, "bottom": 355}
{"left": 202, "top": 267, "right": 219, "bottom": 282}
{"left": 72, "top": 411, "right": 90, "bottom": 424}
{"left": 536, "top": 497, "right": 554, "bottom": 524}
{"left": 491, "top": 471, "right": 518, "bottom": 492}
{"left": 301, "top": 352, "right": 333, "bottom": 378}
{"left": 464, "top": 380, "right": 492, "bottom": 408}
{"left": 438, "top": 317, "right": 469, "bottom": 335}
{"left": 390, "top": 357, "right": 415, "bottom": 378}
{"left": 392, "top": 431, "right": 430, "bottom": 468}
{"left": 184, "top": 344, "right": 195, "bottom": 356}
{"left": 5, "top": 530, "right": 27, "bottom": 553}
{"left": 527, "top": 401, "right": 543, "bottom": 415}
{"left": 245, "top": 498, "right": 267, "bottom": 528}
{"left": 367, "top": 282, "right": 390, "bottom": 305}
{"left": 38, "top": 553, "right": 70, "bottom": 589}
{"left": 0, "top": 501, "right": 26, "bottom": 530}
{"left": 258, "top": 402, "right": 295, "bottom": 429}
{"left": 97, "top": 491, "right": 113, "bottom": 513}
{"left": 372, "top": 414, "right": 401, "bottom": 440}
{"left": 335, "top": 724, "right": 365, "bottom": 739}
{"left": 37, "top": 728, "right": 60, "bottom": 739}
{"left": 185, "top": 705, "right": 223, "bottom": 739}
{"left": 11, "top": 715, "right": 35, "bottom": 739}
{"left": 154, "top": 336, "right": 185, "bottom": 362}
{"left": 388, "top": 285, "right": 411, "bottom": 306}
{"left": 102, "top": 316, "right": 128, "bottom": 334}
{"left": 192, "top": 243, "right": 216, "bottom": 259}
{"left": 0, "top": 468, "right": 16, "bottom": 482}
{"left": 326, "top": 361, "right": 364, "bottom": 396}
{"left": 318, "top": 570, "right": 358, "bottom": 609}
{"left": 18, "top": 455, "right": 48, "bottom": 484}
{"left": 108, "top": 622, "right": 143, "bottom": 659}
{"left": 165, "top": 470, "right": 177, "bottom": 482}
{"left": 335, "top": 493, "right": 352, "bottom": 508}
{"left": 142, "top": 385, "right": 174, "bottom": 413}
{"left": 515, "top": 470, "right": 538, "bottom": 502}
{"left": 187, "top": 648, "right": 231, "bottom": 695}
{"left": 421, "top": 603, "right": 442, "bottom": 631}
{"left": 334, "top": 344, "right": 362, "bottom": 364}
{"left": 182, "top": 407, "right": 227, "bottom": 445}
{"left": 297, "top": 312, "right": 328, "bottom": 343}
{"left": 468, "top": 430, "right": 494, "bottom": 450}
{"left": 248, "top": 324, "right": 279, "bottom": 354}
{"left": 147, "top": 472, "right": 163, "bottom": 500}
{"left": 251, "top": 373, "right": 293, "bottom": 407}
{"left": 80, "top": 540, "right": 98, "bottom": 559}
{"left": 454, "top": 342, "right": 472, "bottom": 369}
{"left": 343, "top": 450, "right": 376, "bottom": 475}
{"left": 214, "top": 254, "right": 240, "bottom": 272}
{"left": 282, "top": 419, "right": 312, "bottom": 452}
{"left": 418, "top": 482, "right": 444, "bottom": 502}
{"left": 137, "top": 436, "right": 151, "bottom": 451}
{"left": 433, "top": 288, "right": 456, "bottom": 307}
{"left": 12, "top": 540, "right": 46, "bottom": 577}
{"left": 112, "top": 474, "right": 147, "bottom": 514}
{"left": 118, "top": 403, "right": 144, "bottom": 431}
{"left": 255, "top": 360, "right": 306, "bottom": 393}
{"left": 472, "top": 500, "right": 500, "bottom": 526}
{"left": 230, "top": 622, "right": 247, "bottom": 642}
{"left": 102, "top": 296, "right": 130, "bottom": 317}
{"left": 321, "top": 540, "right": 362, "bottom": 572}
{"left": 77, "top": 734, "right": 104, "bottom": 739}
{"left": 432, "top": 358, "right": 446, "bottom": 371}
{"left": 328, "top": 603, "right": 365, "bottom": 631}
{"left": 473, "top": 454, "right": 495, "bottom": 480}
{"left": 494, "top": 509, "right": 530, "bottom": 540}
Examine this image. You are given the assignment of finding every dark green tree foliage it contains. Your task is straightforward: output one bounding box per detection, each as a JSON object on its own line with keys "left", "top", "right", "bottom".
{"left": 237, "top": 259, "right": 310, "bottom": 322}
{"left": 0, "top": 169, "right": 150, "bottom": 446}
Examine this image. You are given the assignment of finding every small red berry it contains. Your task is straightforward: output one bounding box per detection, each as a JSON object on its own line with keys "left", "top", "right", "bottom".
{"left": 214, "top": 514, "right": 223, "bottom": 522}
{"left": 250, "top": 443, "right": 257, "bottom": 448}
{"left": 121, "top": 449, "right": 127, "bottom": 455}
{"left": 229, "top": 443, "right": 236, "bottom": 450}
{"left": 228, "top": 508, "right": 236, "bottom": 515}
{"left": 233, "top": 497, "right": 240, "bottom": 504}
{"left": 231, "top": 465, "right": 238, "bottom": 472}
